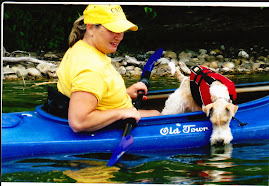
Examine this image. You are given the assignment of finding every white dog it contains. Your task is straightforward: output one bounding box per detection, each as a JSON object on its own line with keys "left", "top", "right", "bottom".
{"left": 162, "top": 62, "right": 238, "bottom": 145}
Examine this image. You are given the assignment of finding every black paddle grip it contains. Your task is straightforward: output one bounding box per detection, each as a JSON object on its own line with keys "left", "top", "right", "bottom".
{"left": 134, "top": 91, "right": 145, "bottom": 110}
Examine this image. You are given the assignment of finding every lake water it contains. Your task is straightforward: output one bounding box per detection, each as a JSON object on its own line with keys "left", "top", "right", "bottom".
{"left": 2, "top": 74, "right": 269, "bottom": 184}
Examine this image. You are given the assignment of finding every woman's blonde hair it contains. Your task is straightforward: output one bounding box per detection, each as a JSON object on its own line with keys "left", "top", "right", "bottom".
{"left": 69, "top": 15, "right": 86, "bottom": 47}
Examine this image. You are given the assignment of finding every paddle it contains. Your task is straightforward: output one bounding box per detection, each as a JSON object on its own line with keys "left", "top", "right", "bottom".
{"left": 107, "top": 48, "right": 163, "bottom": 166}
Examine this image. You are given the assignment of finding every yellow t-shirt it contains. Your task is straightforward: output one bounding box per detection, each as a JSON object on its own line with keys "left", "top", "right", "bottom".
{"left": 56, "top": 40, "right": 133, "bottom": 110}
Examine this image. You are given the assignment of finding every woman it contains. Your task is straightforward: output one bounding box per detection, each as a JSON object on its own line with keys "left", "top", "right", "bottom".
{"left": 56, "top": 5, "right": 160, "bottom": 133}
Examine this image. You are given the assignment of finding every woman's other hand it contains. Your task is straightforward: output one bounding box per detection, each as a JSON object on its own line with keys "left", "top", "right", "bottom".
{"left": 126, "top": 82, "right": 148, "bottom": 100}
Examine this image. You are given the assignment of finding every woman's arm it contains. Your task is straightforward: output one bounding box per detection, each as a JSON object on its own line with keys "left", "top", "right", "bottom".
{"left": 68, "top": 91, "right": 141, "bottom": 133}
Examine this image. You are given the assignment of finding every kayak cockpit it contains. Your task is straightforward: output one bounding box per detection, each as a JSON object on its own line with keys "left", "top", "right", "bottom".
{"left": 35, "top": 105, "right": 69, "bottom": 125}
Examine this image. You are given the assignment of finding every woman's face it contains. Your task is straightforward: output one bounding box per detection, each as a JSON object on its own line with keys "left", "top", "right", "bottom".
{"left": 86, "top": 24, "right": 124, "bottom": 54}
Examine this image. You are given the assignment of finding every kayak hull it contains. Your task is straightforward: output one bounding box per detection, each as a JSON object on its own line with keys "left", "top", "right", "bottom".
{"left": 2, "top": 94, "right": 269, "bottom": 159}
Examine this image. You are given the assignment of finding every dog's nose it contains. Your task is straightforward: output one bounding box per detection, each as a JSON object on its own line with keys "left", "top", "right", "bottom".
{"left": 214, "top": 140, "right": 225, "bottom": 146}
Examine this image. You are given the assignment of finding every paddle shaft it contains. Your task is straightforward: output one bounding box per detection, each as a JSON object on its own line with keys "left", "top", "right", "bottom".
{"left": 108, "top": 48, "right": 163, "bottom": 166}
{"left": 122, "top": 90, "right": 145, "bottom": 137}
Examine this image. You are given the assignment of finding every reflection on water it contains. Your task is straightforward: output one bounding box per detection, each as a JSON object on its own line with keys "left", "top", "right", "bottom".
{"left": 2, "top": 140, "right": 268, "bottom": 184}
{"left": 62, "top": 161, "right": 120, "bottom": 183}
{"left": 194, "top": 144, "right": 235, "bottom": 183}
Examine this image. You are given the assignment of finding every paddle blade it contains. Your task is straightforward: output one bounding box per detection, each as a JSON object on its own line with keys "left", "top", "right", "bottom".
{"left": 141, "top": 48, "right": 163, "bottom": 77}
{"left": 107, "top": 135, "right": 134, "bottom": 166}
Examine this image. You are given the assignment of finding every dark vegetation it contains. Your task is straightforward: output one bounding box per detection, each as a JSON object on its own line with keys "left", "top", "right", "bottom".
{"left": 3, "top": 4, "right": 269, "bottom": 55}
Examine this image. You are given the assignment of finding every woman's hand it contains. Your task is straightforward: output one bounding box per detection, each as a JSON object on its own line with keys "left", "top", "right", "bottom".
{"left": 126, "top": 82, "right": 148, "bottom": 100}
{"left": 119, "top": 107, "right": 141, "bottom": 123}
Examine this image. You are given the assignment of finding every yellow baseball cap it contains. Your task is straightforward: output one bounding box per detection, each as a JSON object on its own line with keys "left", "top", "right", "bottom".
{"left": 83, "top": 5, "right": 138, "bottom": 33}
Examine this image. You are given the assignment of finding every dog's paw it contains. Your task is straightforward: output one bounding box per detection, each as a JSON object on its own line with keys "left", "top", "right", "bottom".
{"left": 168, "top": 62, "right": 176, "bottom": 75}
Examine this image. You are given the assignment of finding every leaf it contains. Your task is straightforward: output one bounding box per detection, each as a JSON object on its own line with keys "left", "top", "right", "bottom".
{"left": 4, "top": 13, "right": 10, "bottom": 19}
{"left": 153, "top": 12, "right": 157, "bottom": 19}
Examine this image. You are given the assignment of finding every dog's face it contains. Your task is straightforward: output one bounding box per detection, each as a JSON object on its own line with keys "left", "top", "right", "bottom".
{"left": 202, "top": 100, "right": 238, "bottom": 145}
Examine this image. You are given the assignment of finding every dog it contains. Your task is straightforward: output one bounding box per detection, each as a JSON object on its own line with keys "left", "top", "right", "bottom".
{"left": 162, "top": 62, "right": 238, "bottom": 145}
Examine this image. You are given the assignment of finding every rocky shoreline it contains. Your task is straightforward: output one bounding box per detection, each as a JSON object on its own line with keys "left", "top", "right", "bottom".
{"left": 3, "top": 45, "right": 269, "bottom": 81}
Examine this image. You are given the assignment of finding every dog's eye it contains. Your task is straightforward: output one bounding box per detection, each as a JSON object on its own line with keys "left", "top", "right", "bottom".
{"left": 226, "top": 107, "right": 230, "bottom": 114}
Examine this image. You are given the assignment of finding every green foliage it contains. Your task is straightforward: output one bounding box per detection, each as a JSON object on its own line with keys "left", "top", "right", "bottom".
{"left": 3, "top": 4, "right": 84, "bottom": 52}
{"left": 3, "top": 4, "right": 159, "bottom": 53}
{"left": 144, "top": 6, "right": 157, "bottom": 20}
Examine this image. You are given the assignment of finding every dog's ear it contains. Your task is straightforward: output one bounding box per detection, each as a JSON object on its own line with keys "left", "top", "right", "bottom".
{"left": 202, "top": 103, "right": 214, "bottom": 117}
{"left": 168, "top": 62, "right": 176, "bottom": 75}
{"left": 226, "top": 103, "right": 238, "bottom": 117}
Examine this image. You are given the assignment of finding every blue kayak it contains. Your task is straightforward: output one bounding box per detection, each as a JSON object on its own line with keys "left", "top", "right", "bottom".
{"left": 2, "top": 82, "right": 269, "bottom": 159}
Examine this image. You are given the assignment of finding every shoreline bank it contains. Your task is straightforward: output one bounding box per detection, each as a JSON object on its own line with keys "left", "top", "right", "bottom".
{"left": 3, "top": 45, "right": 269, "bottom": 81}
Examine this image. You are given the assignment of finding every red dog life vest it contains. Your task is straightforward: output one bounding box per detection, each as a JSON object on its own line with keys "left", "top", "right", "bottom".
{"left": 190, "top": 65, "right": 237, "bottom": 107}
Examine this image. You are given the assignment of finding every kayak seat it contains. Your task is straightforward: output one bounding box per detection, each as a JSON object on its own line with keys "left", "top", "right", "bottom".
{"left": 42, "top": 86, "right": 70, "bottom": 119}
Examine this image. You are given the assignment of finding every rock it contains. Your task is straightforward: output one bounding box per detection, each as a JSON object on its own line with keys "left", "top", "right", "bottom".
{"left": 234, "top": 59, "right": 242, "bottom": 67}
{"left": 27, "top": 67, "right": 42, "bottom": 77}
{"left": 240, "top": 61, "right": 252, "bottom": 70}
{"left": 125, "top": 55, "right": 140, "bottom": 66}
{"left": 222, "top": 62, "right": 235, "bottom": 71}
{"left": 205, "top": 55, "right": 216, "bottom": 62}
{"left": 170, "top": 59, "right": 179, "bottom": 66}
{"left": 164, "top": 51, "right": 177, "bottom": 59}
{"left": 190, "top": 58, "right": 200, "bottom": 63}
{"left": 202, "top": 62, "right": 210, "bottom": 68}
{"left": 252, "top": 63, "right": 261, "bottom": 71}
{"left": 111, "top": 61, "right": 121, "bottom": 69}
{"left": 179, "top": 58, "right": 190, "bottom": 64}
{"left": 136, "top": 54, "right": 148, "bottom": 61}
{"left": 216, "top": 55, "right": 224, "bottom": 61}
{"left": 209, "top": 61, "right": 219, "bottom": 69}
{"left": 178, "top": 51, "right": 192, "bottom": 60}
{"left": 199, "top": 49, "right": 207, "bottom": 55}
{"left": 130, "top": 67, "right": 142, "bottom": 76}
{"left": 134, "top": 67, "right": 142, "bottom": 73}
{"left": 155, "top": 64, "right": 170, "bottom": 76}
{"left": 223, "top": 62, "right": 235, "bottom": 69}
{"left": 36, "top": 63, "right": 51, "bottom": 74}
{"left": 146, "top": 51, "right": 155, "bottom": 56}
{"left": 157, "top": 57, "right": 170, "bottom": 65}
{"left": 209, "top": 50, "right": 217, "bottom": 55}
{"left": 213, "top": 49, "right": 222, "bottom": 54}
{"left": 47, "top": 72, "right": 58, "bottom": 78}
{"left": 3, "top": 66, "right": 15, "bottom": 74}
{"left": 44, "top": 52, "right": 59, "bottom": 60}
{"left": 129, "top": 70, "right": 141, "bottom": 76}
{"left": 3, "top": 47, "right": 9, "bottom": 57}
{"left": 126, "top": 66, "right": 135, "bottom": 71}
{"left": 112, "top": 57, "right": 125, "bottom": 62}
{"left": 5, "top": 74, "right": 18, "bottom": 80}
{"left": 238, "top": 51, "right": 249, "bottom": 58}
{"left": 117, "top": 66, "right": 126, "bottom": 75}
{"left": 198, "top": 54, "right": 208, "bottom": 61}
{"left": 220, "top": 45, "right": 225, "bottom": 51}
{"left": 186, "top": 50, "right": 199, "bottom": 58}
{"left": 11, "top": 65, "right": 28, "bottom": 77}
